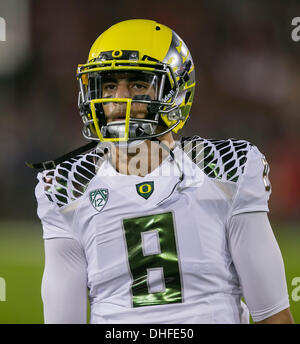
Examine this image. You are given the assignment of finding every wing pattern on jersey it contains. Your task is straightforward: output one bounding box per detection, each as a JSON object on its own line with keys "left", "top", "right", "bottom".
{"left": 181, "top": 136, "right": 253, "bottom": 182}
{"left": 41, "top": 150, "right": 103, "bottom": 207}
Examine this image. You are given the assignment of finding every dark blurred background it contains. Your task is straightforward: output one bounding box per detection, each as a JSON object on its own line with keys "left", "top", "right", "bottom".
{"left": 1, "top": 0, "right": 300, "bottom": 223}
{"left": 0, "top": 0, "right": 300, "bottom": 324}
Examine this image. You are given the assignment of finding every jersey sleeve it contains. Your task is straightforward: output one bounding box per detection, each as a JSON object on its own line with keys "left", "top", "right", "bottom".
{"left": 35, "top": 172, "right": 76, "bottom": 240}
{"left": 228, "top": 212, "right": 290, "bottom": 322}
{"left": 42, "top": 238, "right": 88, "bottom": 323}
{"left": 231, "top": 145, "right": 271, "bottom": 216}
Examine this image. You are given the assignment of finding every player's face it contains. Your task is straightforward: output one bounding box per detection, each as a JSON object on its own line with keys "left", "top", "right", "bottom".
{"left": 101, "top": 72, "right": 157, "bottom": 123}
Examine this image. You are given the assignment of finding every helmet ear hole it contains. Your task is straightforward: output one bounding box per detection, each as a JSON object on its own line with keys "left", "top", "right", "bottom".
{"left": 185, "top": 91, "right": 191, "bottom": 104}
{"left": 161, "top": 77, "right": 171, "bottom": 101}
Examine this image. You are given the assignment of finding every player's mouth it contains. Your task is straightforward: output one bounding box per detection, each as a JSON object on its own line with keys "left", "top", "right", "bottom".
{"left": 108, "top": 112, "right": 147, "bottom": 123}
{"left": 109, "top": 114, "right": 126, "bottom": 122}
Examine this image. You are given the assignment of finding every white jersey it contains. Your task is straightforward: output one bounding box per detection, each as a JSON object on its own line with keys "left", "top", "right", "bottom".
{"left": 35, "top": 137, "right": 271, "bottom": 324}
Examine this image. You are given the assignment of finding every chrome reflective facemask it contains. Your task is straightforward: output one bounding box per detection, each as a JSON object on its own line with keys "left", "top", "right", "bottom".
{"left": 77, "top": 57, "right": 182, "bottom": 143}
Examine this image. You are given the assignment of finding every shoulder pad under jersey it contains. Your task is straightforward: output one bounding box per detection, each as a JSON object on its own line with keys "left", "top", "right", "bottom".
{"left": 180, "top": 136, "right": 253, "bottom": 183}
{"left": 40, "top": 150, "right": 104, "bottom": 207}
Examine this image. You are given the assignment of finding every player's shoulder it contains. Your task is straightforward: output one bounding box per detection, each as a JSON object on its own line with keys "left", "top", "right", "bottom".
{"left": 35, "top": 148, "right": 104, "bottom": 208}
{"left": 179, "top": 135, "right": 263, "bottom": 183}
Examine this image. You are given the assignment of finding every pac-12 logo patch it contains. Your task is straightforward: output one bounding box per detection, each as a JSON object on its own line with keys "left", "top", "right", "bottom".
{"left": 136, "top": 181, "right": 154, "bottom": 200}
{"left": 90, "top": 188, "right": 109, "bottom": 212}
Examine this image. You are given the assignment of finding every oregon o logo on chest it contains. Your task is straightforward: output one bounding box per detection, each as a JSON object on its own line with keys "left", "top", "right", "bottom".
{"left": 136, "top": 181, "right": 154, "bottom": 200}
{"left": 139, "top": 184, "right": 151, "bottom": 194}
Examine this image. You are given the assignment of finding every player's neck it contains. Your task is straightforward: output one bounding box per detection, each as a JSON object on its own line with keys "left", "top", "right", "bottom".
{"left": 109, "top": 132, "right": 175, "bottom": 177}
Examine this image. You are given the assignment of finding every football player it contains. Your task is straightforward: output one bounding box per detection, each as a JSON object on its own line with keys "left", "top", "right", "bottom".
{"left": 32, "top": 19, "right": 294, "bottom": 323}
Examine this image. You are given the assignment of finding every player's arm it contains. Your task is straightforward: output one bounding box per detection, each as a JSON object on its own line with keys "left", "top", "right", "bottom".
{"left": 42, "top": 237, "right": 88, "bottom": 324}
{"left": 256, "top": 308, "right": 294, "bottom": 324}
{"left": 228, "top": 211, "right": 294, "bottom": 324}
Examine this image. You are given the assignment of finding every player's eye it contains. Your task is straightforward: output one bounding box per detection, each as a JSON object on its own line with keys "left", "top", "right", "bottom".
{"left": 130, "top": 82, "right": 149, "bottom": 90}
{"left": 103, "top": 83, "right": 117, "bottom": 91}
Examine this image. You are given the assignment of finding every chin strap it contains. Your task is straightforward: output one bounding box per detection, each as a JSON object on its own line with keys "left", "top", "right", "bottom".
{"left": 26, "top": 141, "right": 98, "bottom": 171}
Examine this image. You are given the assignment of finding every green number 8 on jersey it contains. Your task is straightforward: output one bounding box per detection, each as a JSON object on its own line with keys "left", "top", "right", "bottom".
{"left": 123, "top": 212, "right": 183, "bottom": 307}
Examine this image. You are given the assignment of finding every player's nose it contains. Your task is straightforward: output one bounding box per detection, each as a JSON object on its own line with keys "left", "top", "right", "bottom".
{"left": 115, "top": 81, "right": 130, "bottom": 99}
